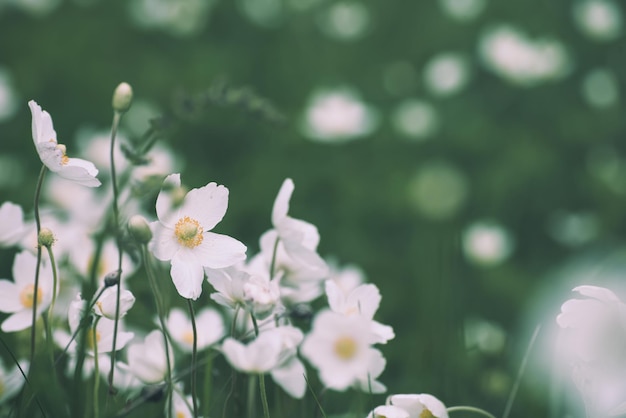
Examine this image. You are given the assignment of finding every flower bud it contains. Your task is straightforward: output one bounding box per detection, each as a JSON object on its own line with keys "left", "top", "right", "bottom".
{"left": 38, "top": 227, "right": 56, "bottom": 248}
{"left": 104, "top": 270, "right": 121, "bottom": 287}
{"left": 112, "top": 82, "right": 133, "bottom": 113}
{"left": 128, "top": 215, "right": 152, "bottom": 244}
{"left": 94, "top": 286, "right": 136, "bottom": 319}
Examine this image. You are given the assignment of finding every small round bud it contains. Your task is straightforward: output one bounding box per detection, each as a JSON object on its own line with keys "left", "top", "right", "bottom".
{"left": 112, "top": 82, "right": 133, "bottom": 113}
{"left": 104, "top": 270, "right": 121, "bottom": 287}
{"left": 38, "top": 228, "right": 56, "bottom": 248}
{"left": 128, "top": 215, "right": 153, "bottom": 244}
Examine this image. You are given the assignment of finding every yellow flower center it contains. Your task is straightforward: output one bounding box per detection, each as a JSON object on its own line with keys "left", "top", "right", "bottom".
{"left": 54, "top": 143, "right": 70, "bottom": 165}
{"left": 334, "top": 336, "right": 358, "bottom": 360}
{"left": 182, "top": 330, "right": 195, "bottom": 345}
{"left": 175, "top": 216, "right": 204, "bottom": 248}
{"left": 420, "top": 409, "right": 435, "bottom": 418}
{"left": 176, "top": 412, "right": 186, "bottom": 418}
{"left": 20, "top": 284, "right": 43, "bottom": 309}
{"left": 0, "top": 378, "right": 4, "bottom": 396}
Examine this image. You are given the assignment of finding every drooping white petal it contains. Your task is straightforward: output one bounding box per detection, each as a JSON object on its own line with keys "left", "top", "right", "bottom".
{"left": 0, "top": 202, "right": 26, "bottom": 246}
{"left": 367, "top": 405, "right": 410, "bottom": 418}
{"left": 193, "top": 232, "right": 247, "bottom": 269}
{"left": 271, "top": 357, "right": 306, "bottom": 399}
{"left": 574, "top": 285, "right": 622, "bottom": 303}
{"left": 93, "top": 287, "right": 135, "bottom": 319}
{"left": 170, "top": 257, "right": 205, "bottom": 300}
{"left": 183, "top": 182, "right": 229, "bottom": 231}
{"left": 59, "top": 158, "right": 101, "bottom": 187}
{"left": 272, "top": 178, "right": 294, "bottom": 226}
{"left": 28, "top": 100, "right": 57, "bottom": 146}
{"left": 1, "top": 310, "right": 35, "bottom": 332}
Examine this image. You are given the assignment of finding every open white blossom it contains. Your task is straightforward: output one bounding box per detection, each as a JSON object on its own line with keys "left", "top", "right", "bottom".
{"left": 222, "top": 332, "right": 283, "bottom": 374}
{"left": 127, "top": 329, "right": 174, "bottom": 384}
{"left": 28, "top": 100, "right": 101, "bottom": 187}
{"left": 386, "top": 394, "right": 449, "bottom": 418}
{"left": 166, "top": 307, "right": 224, "bottom": 352}
{"left": 93, "top": 286, "right": 136, "bottom": 320}
{"left": 0, "top": 251, "right": 53, "bottom": 332}
{"left": 150, "top": 173, "right": 247, "bottom": 300}
{"left": 0, "top": 202, "right": 27, "bottom": 247}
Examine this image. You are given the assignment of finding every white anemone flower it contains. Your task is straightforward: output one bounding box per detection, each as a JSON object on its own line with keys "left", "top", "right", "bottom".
{"left": 301, "top": 310, "right": 382, "bottom": 391}
{"left": 149, "top": 173, "right": 247, "bottom": 300}
{"left": 386, "top": 394, "right": 449, "bottom": 418}
{"left": 0, "top": 358, "right": 29, "bottom": 404}
{"left": 127, "top": 329, "right": 174, "bottom": 384}
{"left": 262, "top": 325, "right": 307, "bottom": 398}
{"left": 28, "top": 100, "right": 101, "bottom": 187}
{"left": 221, "top": 332, "right": 283, "bottom": 374}
{"left": 93, "top": 286, "right": 136, "bottom": 320}
{"left": 325, "top": 280, "right": 395, "bottom": 344}
{"left": 0, "top": 202, "right": 27, "bottom": 247}
{"left": 0, "top": 251, "right": 53, "bottom": 332}
{"left": 166, "top": 307, "right": 225, "bottom": 352}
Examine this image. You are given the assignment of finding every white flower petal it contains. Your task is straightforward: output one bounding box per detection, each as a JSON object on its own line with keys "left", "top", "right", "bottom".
{"left": 272, "top": 178, "right": 294, "bottom": 226}
{"left": 2, "top": 310, "right": 35, "bottom": 332}
{"left": 28, "top": 100, "right": 57, "bottom": 146}
{"left": 156, "top": 173, "right": 181, "bottom": 225}
{"left": 183, "top": 182, "right": 229, "bottom": 231}
{"left": 170, "top": 258, "right": 205, "bottom": 300}
{"left": 149, "top": 222, "right": 179, "bottom": 261}
{"left": 0, "top": 280, "right": 22, "bottom": 313}
{"left": 271, "top": 357, "right": 307, "bottom": 399}
{"left": 194, "top": 232, "right": 246, "bottom": 269}
{"left": 573, "top": 285, "right": 621, "bottom": 303}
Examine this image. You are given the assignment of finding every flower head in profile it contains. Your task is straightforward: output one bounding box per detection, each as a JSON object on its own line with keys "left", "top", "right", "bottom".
{"left": 149, "top": 173, "right": 247, "bottom": 300}
{"left": 127, "top": 329, "right": 174, "bottom": 384}
{"left": 28, "top": 100, "right": 101, "bottom": 187}
{"left": 0, "top": 251, "right": 53, "bottom": 332}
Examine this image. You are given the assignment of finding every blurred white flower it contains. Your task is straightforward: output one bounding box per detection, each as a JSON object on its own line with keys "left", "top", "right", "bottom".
{"left": 325, "top": 280, "right": 394, "bottom": 344}
{"left": 127, "top": 329, "right": 174, "bottom": 384}
{"left": 581, "top": 68, "right": 619, "bottom": 108}
{"left": 386, "top": 393, "right": 449, "bottom": 418}
{"left": 317, "top": 1, "right": 370, "bottom": 41}
{"left": 29, "top": 100, "right": 101, "bottom": 187}
{"left": 76, "top": 127, "right": 129, "bottom": 174}
{"left": 462, "top": 220, "right": 514, "bottom": 266}
{"left": 149, "top": 173, "right": 247, "bottom": 300}
{"left": 573, "top": 0, "right": 622, "bottom": 41}
{"left": 423, "top": 52, "right": 471, "bottom": 97}
{"left": 237, "top": 0, "right": 284, "bottom": 28}
{"left": 170, "top": 384, "right": 194, "bottom": 418}
{"left": 367, "top": 405, "right": 410, "bottom": 418}
{"left": 302, "top": 88, "right": 378, "bottom": 142}
{"left": 0, "top": 251, "right": 53, "bottom": 332}
{"left": 0, "top": 358, "right": 28, "bottom": 404}
{"left": 166, "top": 307, "right": 224, "bottom": 352}
{"left": 407, "top": 161, "right": 469, "bottom": 220}
{"left": 262, "top": 324, "right": 307, "bottom": 398}
{"left": 479, "top": 25, "right": 570, "bottom": 86}
{"left": 0, "top": 67, "right": 19, "bottom": 122}
{"left": 128, "top": 0, "right": 217, "bottom": 36}
{"left": 327, "top": 262, "right": 364, "bottom": 295}
{"left": 206, "top": 265, "right": 250, "bottom": 310}
{"left": 301, "top": 310, "right": 382, "bottom": 391}
{"left": 0, "top": 202, "right": 27, "bottom": 247}
{"left": 222, "top": 332, "right": 283, "bottom": 373}
{"left": 391, "top": 99, "right": 439, "bottom": 140}
{"left": 437, "top": 0, "right": 486, "bottom": 21}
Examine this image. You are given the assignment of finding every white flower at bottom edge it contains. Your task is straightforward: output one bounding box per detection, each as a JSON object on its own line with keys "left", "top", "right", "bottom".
{"left": 0, "top": 358, "right": 29, "bottom": 404}
{"left": 386, "top": 393, "right": 449, "bottom": 418}
{"left": 149, "top": 173, "right": 247, "bottom": 300}
{"left": 28, "top": 100, "right": 101, "bottom": 187}
{"left": 366, "top": 405, "right": 410, "bottom": 418}
{"left": 222, "top": 332, "right": 283, "bottom": 374}
{"left": 0, "top": 251, "right": 53, "bottom": 332}
{"left": 127, "top": 329, "right": 175, "bottom": 384}
{"left": 300, "top": 309, "right": 382, "bottom": 391}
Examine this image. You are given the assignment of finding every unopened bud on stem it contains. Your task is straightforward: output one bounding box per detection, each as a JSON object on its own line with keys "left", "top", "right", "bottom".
{"left": 104, "top": 270, "right": 121, "bottom": 287}
{"left": 38, "top": 228, "right": 56, "bottom": 248}
{"left": 128, "top": 215, "right": 152, "bottom": 244}
{"left": 112, "top": 82, "right": 133, "bottom": 113}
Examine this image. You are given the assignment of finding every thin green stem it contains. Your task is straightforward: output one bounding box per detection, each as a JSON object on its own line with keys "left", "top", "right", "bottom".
{"left": 304, "top": 374, "right": 327, "bottom": 418}
{"left": 45, "top": 246, "right": 59, "bottom": 331}
{"left": 269, "top": 237, "right": 279, "bottom": 279}
{"left": 447, "top": 406, "right": 498, "bottom": 418}
{"left": 29, "top": 165, "right": 47, "bottom": 366}
{"left": 502, "top": 324, "right": 542, "bottom": 418}
{"left": 141, "top": 245, "right": 174, "bottom": 418}
{"left": 187, "top": 299, "right": 198, "bottom": 418}
{"left": 108, "top": 111, "right": 123, "bottom": 394}
{"left": 259, "top": 374, "right": 270, "bottom": 418}
{"left": 202, "top": 351, "right": 213, "bottom": 418}
{"left": 247, "top": 374, "right": 257, "bottom": 418}
{"left": 93, "top": 318, "right": 101, "bottom": 418}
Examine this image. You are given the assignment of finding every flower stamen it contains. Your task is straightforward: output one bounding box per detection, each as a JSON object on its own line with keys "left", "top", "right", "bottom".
{"left": 20, "top": 284, "right": 43, "bottom": 309}
{"left": 334, "top": 336, "right": 357, "bottom": 360}
{"left": 175, "top": 216, "right": 204, "bottom": 248}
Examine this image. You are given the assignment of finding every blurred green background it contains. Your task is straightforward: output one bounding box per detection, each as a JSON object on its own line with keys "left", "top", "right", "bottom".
{"left": 2, "top": 0, "right": 626, "bottom": 416}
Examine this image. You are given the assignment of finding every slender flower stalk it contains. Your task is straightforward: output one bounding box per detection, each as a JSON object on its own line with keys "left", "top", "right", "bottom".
{"left": 187, "top": 299, "right": 199, "bottom": 418}
{"left": 44, "top": 245, "right": 58, "bottom": 335}
{"left": 29, "top": 165, "right": 47, "bottom": 365}
{"left": 249, "top": 312, "right": 270, "bottom": 418}
{"left": 93, "top": 317, "right": 101, "bottom": 418}
{"left": 141, "top": 244, "right": 174, "bottom": 418}
{"left": 446, "top": 406, "right": 498, "bottom": 418}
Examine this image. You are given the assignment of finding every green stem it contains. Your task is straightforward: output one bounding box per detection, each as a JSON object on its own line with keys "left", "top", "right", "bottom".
{"left": 187, "top": 299, "right": 198, "bottom": 418}
{"left": 247, "top": 374, "right": 257, "bottom": 418}
{"left": 447, "top": 406, "right": 498, "bottom": 418}
{"left": 45, "top": 246, "right": 59, "bottom": 331}
{"left": 29, "top": 165, "right": 47, "bottom": 366}
{"left": 93, "top": 318, "right": 101, "bottom": 418}
{"left": 269, "top": 237, "right": 279, "bottom": 279}
{"left": 141, "top": 245, "right": 174, "bottom": 418}
{"left": 202, "top": 351, "right": 213, "bottom": 418}
{"left": 108, "top": 111, "right": 123, "bottom": 394}
{"left": 258, "top": 373, "right": 270, "bottom": 418}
